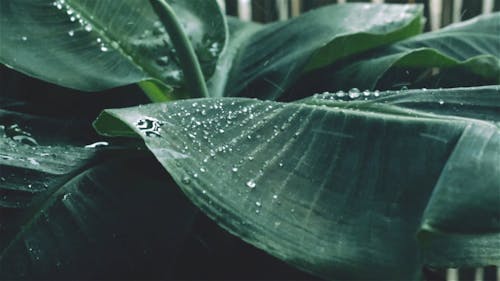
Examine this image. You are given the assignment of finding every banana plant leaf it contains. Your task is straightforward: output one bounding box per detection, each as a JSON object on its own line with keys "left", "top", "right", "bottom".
{"left": 0, "top": 109, "right": 197, "bottom": 279}
{"left": 94, "top": 86, "right": 500, "bottom": 279}
{"left": 208, "top": 4, "right": 424, "bottom": 100}
{"left": 327, "top": 13, "right": 500, "bottom": 91}
{"left": 0, "top": 0, "right": 227, "bottom": 94}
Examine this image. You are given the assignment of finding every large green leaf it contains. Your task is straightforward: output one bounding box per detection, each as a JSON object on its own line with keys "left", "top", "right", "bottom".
{"left": 208, "top": 4, "right": 423, "bottom": 100}
{"left": 94, "top": 86, "right": 500, "bottom": 279}
{"left": 328, "top": 13, "right": 500, "bottom": 91}
{"left": 0, "top": 110, "right": 197, "bottom": 279}
{"left": 0, "top": 0, "right": 226, "bottom": 95}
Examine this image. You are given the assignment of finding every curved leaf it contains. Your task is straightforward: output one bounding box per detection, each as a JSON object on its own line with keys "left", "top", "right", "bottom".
{"left": 0, "top": 110, "right": 197, "bottom": 279}
{"left": 208, "top": 4, "right": 423, "bottom": 100}
{"left": 94, "top": 86, "right": 500, "bottom": 279}
{"left": 0, "top": 0, "right": 226, "bottom": 95}
{"left": 329, "top": 13, "right": 500, "bottom": 90}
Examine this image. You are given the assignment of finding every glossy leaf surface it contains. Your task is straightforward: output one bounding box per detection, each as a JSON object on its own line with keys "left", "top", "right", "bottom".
{"left": 0, "top": 0, "right": 226, "bottom": 94}
{"left": 329, "top": 13, "right": 500, "bottom": 90}
{"left": 94, "top": 86, "right": 500, "bottom": 279}
{"left": 208, "top": 4, "right": 423, "bottom": 100}
{"left": 0, "top": 110, "right": 196, "bottom": 279}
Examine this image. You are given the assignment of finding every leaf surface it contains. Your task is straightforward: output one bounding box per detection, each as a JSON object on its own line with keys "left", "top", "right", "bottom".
{"left": 208, "top": 4, "right": 423, "bottom": 100}
{"left": 0, "top": 110, "right": 196, "bottom": 279}
{"left": 0, "top": 0, "right": 226, "bottom": 94}
{"left": 328, "top": 13, "right": 500, "bottom": 90}
{"left": 94, "top": 86, "right": 500, "bottom": 279}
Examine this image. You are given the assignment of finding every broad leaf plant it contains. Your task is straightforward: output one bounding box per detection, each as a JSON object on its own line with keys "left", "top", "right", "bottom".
{"left": 0, "top": 0, "right": 499, "bottom": 280}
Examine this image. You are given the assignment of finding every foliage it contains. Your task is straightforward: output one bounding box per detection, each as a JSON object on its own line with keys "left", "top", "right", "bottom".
{"left": 1, "top": 0, "right": 499, "bottom": 279}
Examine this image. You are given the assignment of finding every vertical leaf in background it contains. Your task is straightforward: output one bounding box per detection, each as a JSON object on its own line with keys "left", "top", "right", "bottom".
{"left": 94, "top": 86, "right": 500, "bottom": 279}
{"left": 0, "top": 0, "right": 227, "bottom": 97}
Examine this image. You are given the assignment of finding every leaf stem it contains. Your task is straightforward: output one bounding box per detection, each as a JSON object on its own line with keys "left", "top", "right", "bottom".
{"left": 149, "top": 0, "right": 209, "bottom": 99}
{"left": 138, "top": 80, "right": 174, "bottom": 102}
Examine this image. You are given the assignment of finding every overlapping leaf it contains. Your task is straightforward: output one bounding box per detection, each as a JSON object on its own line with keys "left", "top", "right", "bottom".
{"left": 0, "top": 0, "right": 227, "bottom": 95}
{"left": 328, "top": 13, "right": 500, "bottom": 90}
{"left": 208, "top": 4, "right": 424, "bottom": 100}
{"left": 0, "top": 110, "right": 196, "bottom": 279}
{"left": 94, "top": 86, "right": 500, "bottom": 279}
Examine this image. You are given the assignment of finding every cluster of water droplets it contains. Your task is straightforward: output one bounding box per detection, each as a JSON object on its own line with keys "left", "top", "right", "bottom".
{"left": 133, "top": 100, "right": 295, "bottom": 197}
{"left": 313, "top": 88, "right": 381, "bottom": 102}
{"left": 50, "top": 0, "right": 113, "bottom": 53}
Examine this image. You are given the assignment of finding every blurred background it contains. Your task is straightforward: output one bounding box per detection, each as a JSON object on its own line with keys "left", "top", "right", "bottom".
{"left": 217, "top": 0, "right": 499, "bottom": 32}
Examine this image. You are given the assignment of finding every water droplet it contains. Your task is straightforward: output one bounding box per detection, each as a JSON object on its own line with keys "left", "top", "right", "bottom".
{"left": 208, "top": 42, "right": 221, "bottom": 57}
{"left": 438, "top": 100, "right": 444, "bottom": 105}
{"left": 100, "top": 45, "right": 109, "bottom": 52}
{"left": 84, "top": 141, "right": 109, "bottom": 148}
{"left": 181, "top": 176, "right": 191, "bottom": 185}
{"left": 12, "top": 135, "right": 38, "bottom": 146}
{"left": 278, "top": 162, "right": 283, "bottom": 167}
{"left": 28, "top": 158, "right": 40, "bottom": 166}
{"left": 362, "top": 90, "right": 371, "bottom": 97}
{"left": 255, "top": 201, "right": 261, "bottom": 207}
{"left": 21, "top": 36, "right": 28, "bottom": 41}
{"left": 219, "top": 129, "right": 225, "bottom": 133}
{"left": 62, "top": 193, "right": 71, "bottom": 201}
{"left": 373, "top": 90, "right": 380, "bottom": 97}
{"left": 246, "top": 180, "right": 256, "bottom": 189}
{"left": 272, "top": 194, "right": 278, "bottom": 200}
{"left": 200, "top": 167, "right": 206, "bottom": 173}
{"left": 156, "top": 56, "right": 169, "bottom": 66}
{"left": 335, "top": 90, "right": 346, "bottom": 98}
{"left": 68, "top": 30, "right": 74, "bottom": 36}
{"left": 84, "top": 24, "right": 92, "bottom": 32}
{"left": 96, "top": 38, "right": 102, "bottom": 43}
{"left": 135, "top": 117, "right": 164, "bottom": 138}
{"left": 231, "top": 166, "right": 238, "bottom": 172}
{"left": 348, "top": 88, "right": 361, "bottom": 99}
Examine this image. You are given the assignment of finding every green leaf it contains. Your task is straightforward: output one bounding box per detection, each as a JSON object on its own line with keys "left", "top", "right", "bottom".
{"left": 208, "top": 4, "right": 423, "bottom": 100}
{"left": 0, "top": 110, "right": 197, "bottom": 279}
{"left": 328, "top": 13, "right": 500, "bottom": 91}
{"left": 0, "top": 0, "right": 226, "bottom": 96}
{"left": 94, "top": 86, "right": 500, "bottom": 279}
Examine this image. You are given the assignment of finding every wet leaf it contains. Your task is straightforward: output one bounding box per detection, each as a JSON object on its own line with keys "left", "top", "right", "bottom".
{"left": 0, "top": 0, "right": 226, "bottom": 96}
{"left": 328, "top": 13, "right": 500, "bottom": 90}
{"left": 208, "top": 4, "right": 423, "bottom": 100}
{"left": 0, "top": 110, "right": 196, "bottom": 279}
{"left": 94, "top": 86, "right": 500, "bottom": 279}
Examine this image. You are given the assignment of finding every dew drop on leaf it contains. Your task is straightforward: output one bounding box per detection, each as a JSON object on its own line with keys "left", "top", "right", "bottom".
{"left": 84, "top": 24, "right": 92, "bottom": 32}
{"left": 348, "top": 88, "right": 361, "bottom": 99}
{"left": 135, "top": 117, "right": 164, "bottom": 138}
{"left": 181, "top": 176, "right": 191, "bottom": 185}
{"left": 84, "top": 141, "right": 109, "bottom": 148}
{"left": 246, "top": 180, "right": 256, "bottom": 189}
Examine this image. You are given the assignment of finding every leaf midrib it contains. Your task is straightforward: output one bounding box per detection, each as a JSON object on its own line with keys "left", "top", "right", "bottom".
{"left": 66, "top": 0, "right": 164, "bottom": 86}
{"left": 0, "top": 156, "right": 112, "bottom": 257}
